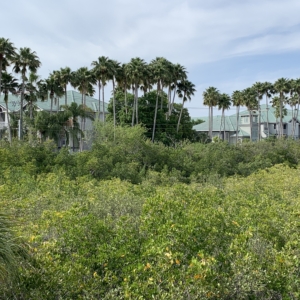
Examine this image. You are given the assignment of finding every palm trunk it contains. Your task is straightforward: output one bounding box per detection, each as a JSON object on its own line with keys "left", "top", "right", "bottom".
{"left": 258, "top": 105, "right": 261, "bottom": 141}
{"left": 223, "top": 110, "right": 226, "bottom": 141}
{"left": 236, "top": 105, "right": 240, "bottom": 145}
{"left": 177, "top": 93, "right": 186, "bottom": 133}
{"left": 160, "top": 81, "right": 164, "bottom": 110}
{"left": 209, "top": 106, "right": 213, "bottom": 140}
{"left": 124, "top": 82, "right": 128, "bottom": 116}
{"left": 98, "top": 81, "right": 101, "bottom": 119}
{"left": 112, "top": 78, "right": 116, "bottom": 141}
{"left": 65, "top": 86, "right": 68, "bottom": 106}
{"left": 135, "top": 83, "right": 138, "bottom": 124}
{"left": 266, "top": 94, "right": 269, "bottom": 137}
{"left": 279, "top": 93, "right": 283, "bottom": 138}
{"left": 152, "top": 82, "right": 160, "bottom": 142}
{"left": 57, "top": 96, "right": 60, "bottom": 113}
{"left": 4, "top": 94, "right": 12, "bottom": 144}
{"left": 131, "top": 87, "right": 135, "bottom": 126}
{"left": 249, "top": 110, "right": 253, "bottom": 141}
{"left": 50, "top": 96, "right": 53, "bottom": 115}
{"left": 169, "top": 85, "right": 177, "bottom": 117}
{"left": 19, "top": 78, "right": 25, "bottom": 140}
{"left": 102, "top": 82, "right": 105, "bottom": 122}
{"left": 295, "top": 100, "right": 300, "bottom": 138}
{"left": 0, "top": 60, "right": 3, "bottom": 96}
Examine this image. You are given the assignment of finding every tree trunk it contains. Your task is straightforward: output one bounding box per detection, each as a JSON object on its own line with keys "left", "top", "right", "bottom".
{"left": 4, "top": 94, "right": 11, "bottom": 144}
{"left": 112, "top": 78, "right": 116, "bottom": 141}
{"left": 169, "top": 84, "right": 177, "bottom": 118}
{"left": 279, "top": 93, "right": 283, "bottom": 138}
{"left": 176, "top": 94, "right": 185, "bottom": 133}
{"left": 135, "top": 83, "right": 138, "bottom": 124}
{"left": 258, "top": 104, "right": 261, "bottom": 141}
{"left": 98, "top": 81, "right": 101, "bottom": 119}
{"left": 131, "top": 87, "right": 135, "bottom": 127}
{"left": 266, "top": 94, "right": 269, "bottom": 137}
{"left": 65, "top": 86, "right": 67, "bottom": 106}
{"left": 102, "top": 81, "right": 105, "bottom": 122}
{"left": 249, "top": 110, "right": 253, "bottom": 141}
{"left": 0, "top": 60, "right": 3, "bottom": 96}
{"left": 19, "top": 78, "right": 25, "bottom": 140}
{"left": 152, "top": 81, "right": 160, "bottom": 142}
{"left": 236, "top": 106, "right": 240, "bottom": 146}
{"left": 124, "top": 83, "right": 128, "bottom": 116}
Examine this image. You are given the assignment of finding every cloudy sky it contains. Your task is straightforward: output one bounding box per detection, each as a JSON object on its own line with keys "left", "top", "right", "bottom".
{"left": 3, "top": 0, "right": 300, "bottom": 117}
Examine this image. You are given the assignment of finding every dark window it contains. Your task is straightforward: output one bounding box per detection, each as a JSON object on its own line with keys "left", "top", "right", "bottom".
{"left": 283, "top": 124, "right": 286, "bottom": 129}
{"left": 274, "top": 124, "right": 276, "bottom": 129}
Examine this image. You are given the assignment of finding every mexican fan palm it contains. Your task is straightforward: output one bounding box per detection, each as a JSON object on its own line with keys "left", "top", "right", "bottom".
{"left": 0, "top": 72, "right": 18, "bottom": 143}
{"left": 125, "top": 57, "right": 147, "bottom": 126}
{"left": 203, "top": 87, "right": 220, "bottom": 140}
{"left": 0, "top": 38, "right": 16, "bottom": 96}
{"left": 218, "top": 93, "right": 231, "bottom": 140}
{"left": 12, "top": 47, "right": 41, "bottom": 140}
{"left": 243, "top": 87, "right": 258, "bottom": 141}
{"left": 91, "top": 56, "right": 113, "bottom": 121}
{"left": 150, "top": 57, "right": 171, "bottom": 142}
{"left": 273, "top": 78, "right": 291, "bottom": 138}
{"left": 290, "top": 79, "right": 300, "bottom": 138}
{"left": 232, "top": 90, "right": 244, "bottom": 145}
{"left": 176, "top": 79, "right": 196, "bottom": 133}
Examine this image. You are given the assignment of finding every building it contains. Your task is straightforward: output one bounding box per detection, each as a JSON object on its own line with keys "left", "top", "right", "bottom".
{"left": 193, "top": 105, "right": 300, "bottom": 143}
{"left": 0, "top": 90, "right": 108, "bottom": 149}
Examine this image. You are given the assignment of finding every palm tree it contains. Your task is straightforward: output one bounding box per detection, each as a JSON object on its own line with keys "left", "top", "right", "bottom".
{"left": 150, "top": 57, "right": 171, "bottom": 142}
{"left": 0, "top": 38, "right": 16, "bottom": 97}
{"left": 243, "top": 87, "right": 258, "bottom": 141}
{"left": 290, "top": 79, "right": 300, "bottom": 138}
{"left": 71, "top": 67, "right": 96, "bottom": 151}
{"left": 288, "top": 93, "right": 299, "bottom": 138}
{"left": 260, "top": 82, "right": 273, "bottom": 137}
{"left": 91, "top": 56, "right": 113, "bottom": 121}
{"left": 176, "top": 79, "right": 196, "bottom": 133}
{"left": 125, "top": 57, "right": 147, "bottom": 126}
{"left": 273, "top": 78, "right": 291, "bottom": 138}
{"left": 12, "top": 47, "right": 41, "bottom": 140}
{"left": 45, "top": 73, "right": 64, "bottom": 115}
{"left": 61, "top": 102, "right": 94, "bottom": 151}
{"left": 218, "top": 93, "right": 231, "bottom": 141}
{"left": 55, "top": 67, "right": 73, "bottom": 106}
{"left": 203, "top": 87, "right": 220, "bottom": 140}
{"left": 169, "top": 63, "right": 187, "bottom": 117}
{"left": 231, "top": 90, "right": 244, "bottom": 145}
{"left": 110, "top": 60, "right": 121, "bottom": 130}
{"left": 252, "top": 82, "right": 264, "bottom": 141}
{"left": 0, "top": 72, "right": 18, "bottom": 143}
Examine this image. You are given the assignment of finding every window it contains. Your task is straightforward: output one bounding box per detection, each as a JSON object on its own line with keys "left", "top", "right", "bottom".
{"left": 274, "top": 124, "right": 276, "bottom": 129}
{"left": 283, "top": 124, "right": 286, "bottom": 130}
{"left": 241, "top": 116, "right": 249, "bottom": 124}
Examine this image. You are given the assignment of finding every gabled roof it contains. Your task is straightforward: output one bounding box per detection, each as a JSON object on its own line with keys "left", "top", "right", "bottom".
{"left": 193, "top": 115, "right": 237, "bottom": 132}
{"left": 0, "top": 90, "right": 108, "bottom": 113}
{"left": 193, "top": 104, "right": 300, "bottom": 132}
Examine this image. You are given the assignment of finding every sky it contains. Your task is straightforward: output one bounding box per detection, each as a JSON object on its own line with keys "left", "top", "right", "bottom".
{"left": 2, "top": 0, "right": 300, "bottom": 117}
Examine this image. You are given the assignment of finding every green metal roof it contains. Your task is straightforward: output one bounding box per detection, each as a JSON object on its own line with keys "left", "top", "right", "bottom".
{"left": 0, "top": 90, "right": 108, "bottom": 113}
{"left": 193, "top": 104, "right": 299, "bottom": 132}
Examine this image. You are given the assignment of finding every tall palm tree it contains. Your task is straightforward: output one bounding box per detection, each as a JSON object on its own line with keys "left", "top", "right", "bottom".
{"left": 45, "top": 72, "right": 64, "bottom": 115}
{"left": 91, "top": 56, "right": 113, "bottom": 121}
{"left": 218, "top": 93, "right": 231, "bottom": 141}
{"left": 0, "top": 72, "right": 18, "bottom": 143}
{"left": 176, "top": 79, "right": 196, "bottom": 133}
{"left": 273, "top": 78, "right": 291, "bottom": 138}
{"left": 252, "top": 82, "right": 264, "bottom": 141}
{"left": 231, "top": 90, "right": 244, "bottom": 145}
{"left": 0, "top": 38, "right": 16, "bottom": 97}
{"left": 71, "top": 67, "right": 96, "bottom": 151}
{"left": 203, "top": 87, "right": 220, "bottom": 140}
{"left": 169, "top": 63, "right": 187, "bottom": 117}
{"left": 290, "top": 79, "right": 300, "bottom": 138}
{"left": 125, "top": 57, "right": 147, "bottom": 126}
{"left": 61, "top": 102, "right": 94, "bottom": 151}
{"left": 55, "top": 67, "right": 73, "bottom": 106}
{"left": 243, "top": 87, "right": 258, "bottom": 141}
{"left": 260, "top": 82, "right": 273, "bottom": 137}
{"left": 150, "top": 57, "right": 171, "bottom": 142}
{"left": 110, "top": 60, "right": 121, "bottom": 130}
{"left": 12, "top": 47, "right": 41, "bottom": 140}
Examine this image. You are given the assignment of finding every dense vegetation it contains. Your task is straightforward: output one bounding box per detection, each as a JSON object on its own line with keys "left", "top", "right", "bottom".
{"left": 1, "top": 123, "right": 300, "bottom": 299}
